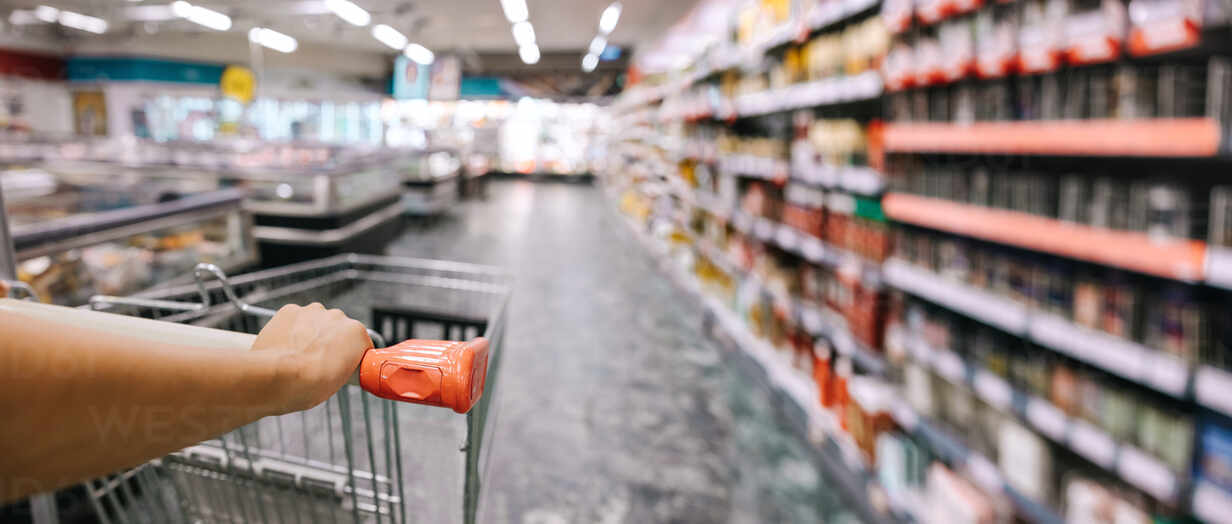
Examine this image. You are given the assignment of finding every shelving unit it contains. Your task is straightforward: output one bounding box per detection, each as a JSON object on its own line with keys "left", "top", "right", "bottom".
{"left": 882, "top": 119, "right": 1223, "bottom": 157}
{"left": 883, "top": 258, "right": 1192, "bottom": 398}
{"left": 604, "top": 0, "right": 1232, "bottom": 519}
{"left": 612, "top": 204, "right": 906, "bottom": 524}
{"left": 883, "top": 193, "right": 1207, "bottom": 282}
{"left": 902, "top": 337, "right": 1181, "bottom": 504}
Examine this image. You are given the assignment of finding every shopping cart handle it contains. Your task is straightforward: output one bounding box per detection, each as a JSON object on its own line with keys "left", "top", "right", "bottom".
{"left": 358, "top": 338, "right": 489, "bottom": 414}
{"left": 0, "top": 298, "right": 489, "bottom": 413}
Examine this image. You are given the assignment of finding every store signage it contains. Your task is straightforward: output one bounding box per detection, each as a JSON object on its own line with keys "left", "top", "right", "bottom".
{"left": 220, "top": 65, "right": 255, "bottom": 104}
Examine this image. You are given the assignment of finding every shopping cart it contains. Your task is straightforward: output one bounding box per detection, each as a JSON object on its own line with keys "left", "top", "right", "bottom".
{"left": 1, "top": 253, "right": 511, "bottom": 524}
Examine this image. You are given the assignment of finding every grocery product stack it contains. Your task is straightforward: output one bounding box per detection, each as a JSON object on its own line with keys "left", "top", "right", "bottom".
{"left": 604, "top": 0, "right": 1232, "bottom": 521}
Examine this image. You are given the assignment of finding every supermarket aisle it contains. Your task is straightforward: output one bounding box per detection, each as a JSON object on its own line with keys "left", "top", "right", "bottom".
{"left": 386, "top": 180, "right": 856, "bottom": 524}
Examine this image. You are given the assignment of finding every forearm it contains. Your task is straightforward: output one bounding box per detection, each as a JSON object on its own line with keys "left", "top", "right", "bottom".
{"left": 0, "top": 311, "right": 290, "bottom": 503}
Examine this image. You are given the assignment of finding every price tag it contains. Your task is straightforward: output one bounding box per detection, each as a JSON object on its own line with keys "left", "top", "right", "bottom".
{"left": 892, "top": 402, "right": 919, "bottom": 430}
{"left": 1197, "top": 365, "right": 1232, "bottom": 418}
{"left": 932, "top": 350, "right": 966, "bottom": 384}
{"left": 775, "top": 225, "right": 799, "bottom": 250}
{"left": 1028, "top": 313, "right": 1146, "bottom": 382}
{"left": 1117, "top": 446, "right": 1176, "bottom": 502}
{"left": 1144, "top": 351, "right": 1190, "bottom": 397}
{"left": 965, "top": 455, "right": 1003, "bottom": 494}
{"left": 832, "top": 329, "right": 854, "bottom": 356}
{"left": 973, "top": 371, "right": 1013, "bottom": 411}
{"left": 801, "top": 306, "right": 824, "bottom": 335}
{"left": 1070, "top": 420, "right": 1117, "bottom": 468}
{"left": 1194, "top": 481, "right": 1232, "bottom": 524}
{"left": 754, "top": 218, "right": 775, "bottom": 240}
{"left": 732, "top": 212, "right": 752, "bottom": 233}
{"left": 1024, "top": 397, "right": 1068, "bottom": 441}
{"left": 908, "top": 338, "right": 932, "bottom": 363}
{"left": 802, "top": 237, "right": 826, "bottom": 263}
{"left": 1205, "top": 246, "right": 1232, "bottom": 291}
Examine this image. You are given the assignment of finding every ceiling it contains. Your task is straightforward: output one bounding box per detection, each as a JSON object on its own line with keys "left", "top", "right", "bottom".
{"left": 2, "top": 0, "right": 701, "bottom": 67}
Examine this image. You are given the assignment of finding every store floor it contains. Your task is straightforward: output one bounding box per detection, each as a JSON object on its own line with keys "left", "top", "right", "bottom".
{"left": 386, "top": 180, "right": 860, "bottom": 524}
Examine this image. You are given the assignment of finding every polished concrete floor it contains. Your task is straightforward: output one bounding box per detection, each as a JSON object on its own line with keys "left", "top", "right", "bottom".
{"left": 385, "top": 180, "right": 863, "bottom": 524}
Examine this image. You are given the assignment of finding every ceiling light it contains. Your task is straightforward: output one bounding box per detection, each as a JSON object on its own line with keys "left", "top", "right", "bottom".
{"left": 598, "top": 2, "right": 622, "bottom": 34}
{"left": 324, "top": 0, "right": 370, "bottom": 26}
{"left": 588, "top": 35, "right": 607, "bottom": 55}
{"left": 371, "top": 24, "right": 408, "bottom": 50}
{"left": 582, "top": 53, "right": 598, "bottom": 72}
{"left": 57, "top": 10, "right": 108, "bottom": 34}
{"left": 34, "top": 6, "right": 59, "bottom": 23}
{"left": 249, "top": 27, "right": 298, "bottom": 53}
{"left": 499, "top": 0, "right": 528, "bottom": 23}
{"left": 405, "top": 43, "right": 434, "bottom": 65}
{"left": 170, "top": 1, "right": 231, "bottom": 31}
{"left": 518, "top": 44, "right": 539, "bottom": 65}
{"left": 511, "top": 21, "right": 535, "bottom": 47}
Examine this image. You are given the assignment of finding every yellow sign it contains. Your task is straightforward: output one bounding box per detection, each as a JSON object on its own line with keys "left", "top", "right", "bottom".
{"left": 220, "top": 65, "right": 255, "bottom": 104}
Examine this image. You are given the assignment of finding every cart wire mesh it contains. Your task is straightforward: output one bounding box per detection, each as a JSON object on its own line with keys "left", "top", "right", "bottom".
{"left": 82, "top": 253, "right": 511, "bottom": 524}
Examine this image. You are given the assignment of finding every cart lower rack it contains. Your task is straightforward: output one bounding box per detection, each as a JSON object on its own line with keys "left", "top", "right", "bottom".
{"left": 18, "top": 253, "right": 511, "bottom": 524}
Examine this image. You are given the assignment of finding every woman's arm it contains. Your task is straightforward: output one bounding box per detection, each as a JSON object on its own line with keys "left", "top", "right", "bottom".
{"left": 0, "top": 302, "right": 370, "bottom": 503}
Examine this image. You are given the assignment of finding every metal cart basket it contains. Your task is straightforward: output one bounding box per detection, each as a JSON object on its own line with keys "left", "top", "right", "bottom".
{"left": 76, "top": 253, "right": 511, "bottom": 524}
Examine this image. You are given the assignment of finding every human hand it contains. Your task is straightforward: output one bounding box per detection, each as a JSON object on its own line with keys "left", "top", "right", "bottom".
{"left": 252, "top": 303, "right": 372, "bottom": 414}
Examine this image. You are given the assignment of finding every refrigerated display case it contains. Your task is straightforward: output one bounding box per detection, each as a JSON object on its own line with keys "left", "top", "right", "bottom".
{"left": 228, "top": 158, "right": 405, "bottom": 266}
{"left": 2, "top": 170, "right": 255, "bottom": 305}
{"left": 25, "top": 144, "right": 406, "bottom": 266}
{"left": 396, "top": 148, "right": 461, "bottom": 215}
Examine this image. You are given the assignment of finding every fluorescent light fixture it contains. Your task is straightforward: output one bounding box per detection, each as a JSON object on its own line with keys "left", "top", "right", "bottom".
{"left": 249, "top": 27, "right": 298, "bottom": 53}
{"left": 518, "top": 43, "right": 539, "bottom": 65}
{"left": 170, "top": 1, "right": 192, "bottom": 17}
{"left": 58, "top": 10, "right": 108, "bottom": 34}
{"left": 324, "top": 0, "right": 370, "bottom": 26}
{"left": 499, "top": 0, "right": 528, "bottom": 23}
{"left": 582, "top": 53, "right": 598, "bottom": 72}
{"left": 34, "top": 6, "right": 59, "bottom": 23}
{"left": 511, "top": 21, "right": 535, "bottom": 46}
{"left": 404, "top": 43, "right": 434, "bottom": 65}
{"left": 588, "top": 35, "right": 606, "bottom": 55}
{"left": 170, "top": 1, "right": 231, "bottom": 31}
{"left": 598, "top": 2, "right": 621, "bottom": 34}
{"left": 371, "top": 24, "right": 408, "bottom": 50}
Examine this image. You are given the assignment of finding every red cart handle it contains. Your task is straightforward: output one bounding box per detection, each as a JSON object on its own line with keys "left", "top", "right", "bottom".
{"left": 358, "top": 338, "right": 490, "bottom": 414}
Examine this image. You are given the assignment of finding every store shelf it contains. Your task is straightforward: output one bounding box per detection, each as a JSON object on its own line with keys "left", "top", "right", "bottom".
{"left": 882, "top": 118, "right": 1221, "bottom": 157}
{"left": 733, "top": 72, "right": 883, "bottom": 117}
{"left": 1193, "top": 480, "right": 1232, "bottom": 524}
{"left": 907, "top": 338, "right": 1182, "bottom": 504}
{"left": 1205, "top": 246, "right": 1232, "bottom": 291}
{"left": 719, "top": 154, "right": 790, "bottom": 181}
{"left": 883, "top": 258, "right": 1028, "bottom": 335}
{"left": 807, "top": 303, "right": 890, "bottom": 377}
{"left": 809, "top": 0, "right": 881, "bottom": 30}
{"left": 697, "top": 232, "right": 890, "bottom": 377}
{"left": 889, "top": 401, "right": 1065, "bottom": 524}
{"left": 615, "top": 0, "right": 883, "bottom": 117}
{"left": 885, "top": 258, "right": 1193, "bottom": 399}
{"left": 1195, "top": 365, "right": 1232, "bottom": 418}
{"left": 1028, "top": 312, "right": 1190, "bottom": 397}
{"left": 882, "top": 193, "right": 1207, "bottom": 282}
{"left": 793, "top": 164, "right": 885, "bottom": 196}
{"left": 619, "top": 207, "right": 905, "bottom": 524}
